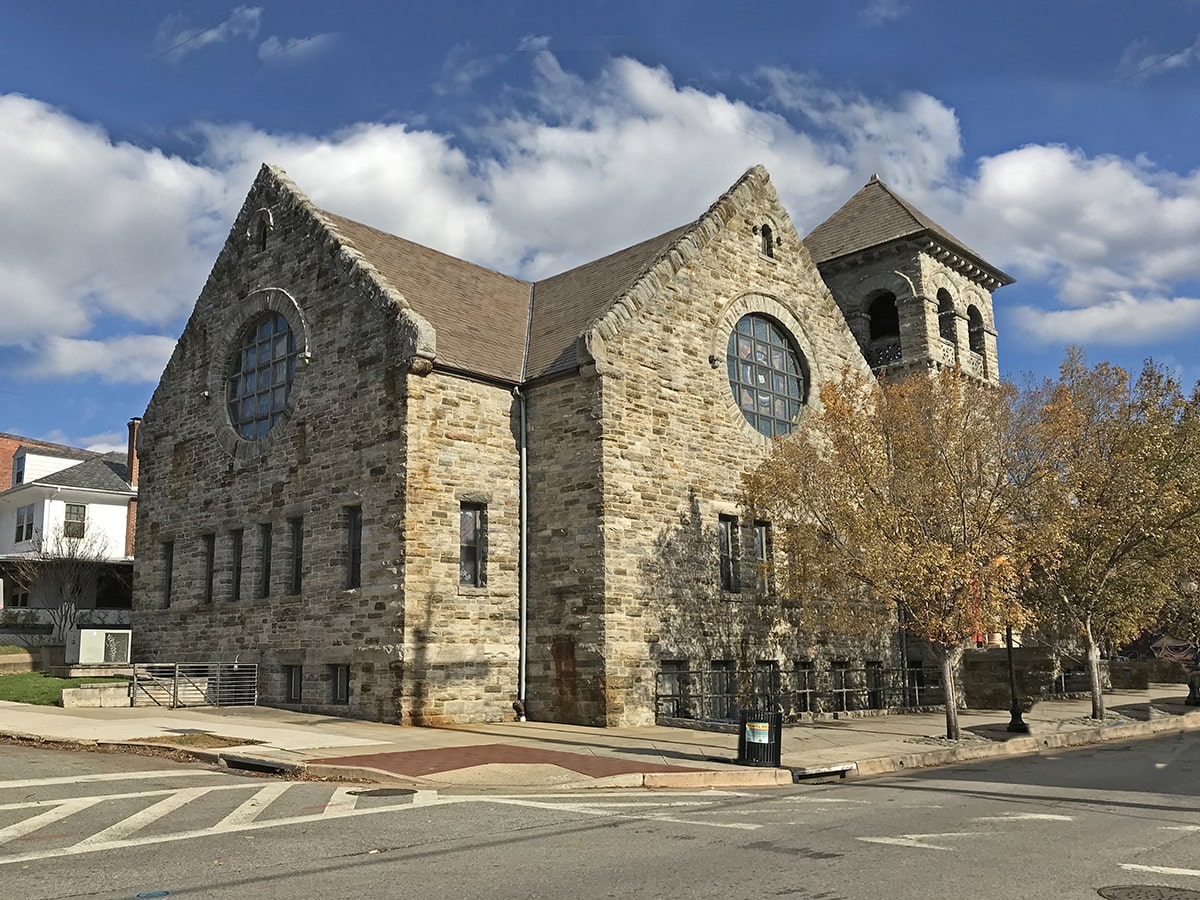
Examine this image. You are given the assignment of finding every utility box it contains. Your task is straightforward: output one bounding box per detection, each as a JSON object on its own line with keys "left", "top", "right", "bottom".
{"left": 67, "top": 628, "right": 132, "bottom": 665}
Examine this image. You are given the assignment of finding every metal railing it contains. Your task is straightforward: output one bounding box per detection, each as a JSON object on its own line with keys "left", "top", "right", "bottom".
{"left": 132, "top": 662, "right": 258, "bottom": 708}
{"left": 656, "top": 665, "right": 943, "bottom": 723}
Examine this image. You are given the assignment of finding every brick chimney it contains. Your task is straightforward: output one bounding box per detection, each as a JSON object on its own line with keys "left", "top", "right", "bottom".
{"left": 126, "top": 417, "right": 141, "bottom": 488}
{"left": 125, "top": 417, "right": 141, "bottom": 557}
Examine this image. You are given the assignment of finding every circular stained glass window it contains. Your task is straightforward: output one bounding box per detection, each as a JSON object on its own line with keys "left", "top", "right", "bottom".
{"left": 226, "top": 313, "right": 298, "bottom": 440}
{"left": 726, "top": 314, "right": 807, "bottom": 437}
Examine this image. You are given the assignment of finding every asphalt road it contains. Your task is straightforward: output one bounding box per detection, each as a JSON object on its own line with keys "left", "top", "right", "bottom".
{"left": 2, "top": 735, "right": 1200, "bottom": 900}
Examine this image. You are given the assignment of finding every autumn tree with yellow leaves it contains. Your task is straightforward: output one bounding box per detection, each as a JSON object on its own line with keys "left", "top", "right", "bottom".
{"left": 746, "top": 366, "right": 1041, "bottom": 740}
{"left": 1017, "top": 350, "right": 1200, "bottom": 719}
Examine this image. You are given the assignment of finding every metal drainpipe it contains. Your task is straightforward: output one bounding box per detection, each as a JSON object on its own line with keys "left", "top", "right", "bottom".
{"left": 513, "top": 385, "right": 528, "bottom": 720}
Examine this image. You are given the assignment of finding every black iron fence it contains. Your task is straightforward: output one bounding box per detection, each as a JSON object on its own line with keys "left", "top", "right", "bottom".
{"left": 656, "top": 664, "right": 944, "bottom": 723}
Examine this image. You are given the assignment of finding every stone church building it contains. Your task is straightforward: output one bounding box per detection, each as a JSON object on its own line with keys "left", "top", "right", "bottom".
{"left": 132, "top": 163, "right": 1011, "bottom": 726}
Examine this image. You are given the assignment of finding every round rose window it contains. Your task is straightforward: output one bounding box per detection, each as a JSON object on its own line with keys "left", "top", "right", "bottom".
{"left": 226, "top": 312, "right": 298, "bottom": 440}
{"left": 726, "top": 314, "right": 806, "bottom": 436}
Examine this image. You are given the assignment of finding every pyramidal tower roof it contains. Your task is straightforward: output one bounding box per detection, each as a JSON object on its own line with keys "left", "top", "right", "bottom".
{"left": 804, "top": 175, "right": 1013, "bottom": 288}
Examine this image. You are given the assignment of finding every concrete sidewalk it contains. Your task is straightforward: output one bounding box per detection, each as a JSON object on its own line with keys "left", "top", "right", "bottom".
{"left": 2, "top": 685, "right": 1198, "bottom": 791}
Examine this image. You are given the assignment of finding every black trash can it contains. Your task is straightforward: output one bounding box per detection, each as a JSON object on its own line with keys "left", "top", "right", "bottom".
{"left": 737, "top": 708, "right": 783, "bottom": 767}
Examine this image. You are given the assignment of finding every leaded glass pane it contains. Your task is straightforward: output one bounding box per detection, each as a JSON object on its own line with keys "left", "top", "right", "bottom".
{"left": 725, "top": 314, "right": 806, "bottom": 437}
{"left": 226, "top": 311, "right": 299, "bottom": 440}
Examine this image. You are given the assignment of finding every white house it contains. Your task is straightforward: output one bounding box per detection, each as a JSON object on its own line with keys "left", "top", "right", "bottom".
{"left": 0, "top": 420, "right": 140, "bottom": 641}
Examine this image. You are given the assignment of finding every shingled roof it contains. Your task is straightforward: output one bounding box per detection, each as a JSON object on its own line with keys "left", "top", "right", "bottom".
{"left": 323, "top": 212, "right": 531, "bottom": 383}
{"left": 36, "top": 454, "right": 132, "bottom": 493}
{"left": 321, "top": 208, "right": 697, "bottom": 384}
{"left": 526, "top": 225, "right": 692, "bottom": 380}
{"left": 804, "top": 175, "right": 1013, "bottom": 285}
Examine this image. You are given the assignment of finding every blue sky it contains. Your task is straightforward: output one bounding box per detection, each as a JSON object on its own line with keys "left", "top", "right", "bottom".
{"left": 4, "top": 1, "right": 1200, "bottom": 450}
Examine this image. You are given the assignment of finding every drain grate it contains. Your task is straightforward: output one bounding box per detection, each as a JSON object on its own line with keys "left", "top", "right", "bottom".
{"left": 347, "top": 788, "right": 417, "bottom": 798}
{"left": 1099, "top": 887, "right": 1200, "bottom": 899}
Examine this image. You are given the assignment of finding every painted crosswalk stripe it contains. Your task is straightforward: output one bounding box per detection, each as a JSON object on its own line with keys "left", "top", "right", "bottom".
{"left": 322, "top": 786, "right": 359, "bottom": 815}
{"left": 1121, "top": 863, "right": 1200, "bottom": 878}
{"left": 0, "top": 771, "right": 221, "bottom": 790}
{"left": 0, "top": 797, "right": 104, "bottom": 842}
{"left": 75, "top": 787, "right": 213, "bottom": 847}
{"left": 216, "top": 784, "right": 292, "bottom": 827}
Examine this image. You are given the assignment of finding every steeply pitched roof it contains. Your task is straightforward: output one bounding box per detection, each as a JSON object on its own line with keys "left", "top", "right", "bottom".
{"left": 322, "top": 212, "right": 531, "bottom": 383}
{"left": 319, "top": 209, "right": 697, "bottom": 384}
{"left": 804, "top": 175, "right": 1013, "bottom": 285}
{"left": 36, "top": 454, "right": 132, "bottom": 493}
{"left": 526, "top": 225, "right": 692, "bottom": 379}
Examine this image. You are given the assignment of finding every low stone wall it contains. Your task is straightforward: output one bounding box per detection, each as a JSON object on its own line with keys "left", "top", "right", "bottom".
{"left": 962, "top": 648, "right": 1058, "bottom": 710}
{"left": 1111, "top": 659, "right": 1190, "bottom": 687}
{"left": 60, "top": 682, "right": 131, "bottom": 709}
{"left": 0, "top": 645, "right": 65, "bottom": 675}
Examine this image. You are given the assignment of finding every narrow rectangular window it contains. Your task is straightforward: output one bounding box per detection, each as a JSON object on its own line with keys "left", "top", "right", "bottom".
{"left": 12, "top": 455, "right": 24, "bottom": 486}
{"left": 14, "top": 505, "right": 34, "bottom": 543}
{"left": 230, "top": 529, "right": 244, "bottom": 602}
{"left": 11, "top": 591, "right": 30, "bottom": 608}
{"left": 284, "top": 665, "right": 303, "bottom": 703}
{"left": 288, "top": 516, "right": 303, "bottom": 595}
{"left": 330, "top": 665, "right": 350, "bottom": 704}
{"left": 793, "top": 660, "right": 813, "bottom": 714}
{"left": 659, "top": 660, "right": 691, "bottom": 718}
{"left": 259, "top": 523, "right": 272, "bottom": 599}
{"left": 202, "top": 533, "right": 215, "bottom": 604}
{"left": 709, "top": 660, "right": 737, "bottom": 720}
{"left": 346, "top": 506, "right": 362, "bottom": 589}
{"left": 161, "top": 540, "right": 174, "bottom": 608}
{"left": 63, "top": 503, "right": 86, "bottom": 539}
{"left": 459, "top": 503, "right": 486, "bottom": 587}
{"left": 753, "top": 660, "right": 780, "bottom": 706}
{"left": 753, "top": 520, "right": 772, "bottom": 594}
{"left": 718, "top": 515, "right": 740, "bottom": 593}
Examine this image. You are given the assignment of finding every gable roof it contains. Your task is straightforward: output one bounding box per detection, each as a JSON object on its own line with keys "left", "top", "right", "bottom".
{"left": 321, "top": 212, "right": 531, "bottom": 383}
{"left": 318, "top": 207, "right": 698, "bottom": 384}
{"left": 35, "top": 454, "right": 133, "bottom": 493}
{"left": 13, "top": 444, "right": 95, "bottom": 463}
{"left": 526, "top": 225, "right": 692, "bottom": 380}
{"left": 804, "top": 175, "right": 1014, "bottom": 285}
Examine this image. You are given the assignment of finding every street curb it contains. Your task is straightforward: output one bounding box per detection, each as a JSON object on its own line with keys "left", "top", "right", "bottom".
{"left": 851, "top": 708, "right": 1200, "bottom": 777}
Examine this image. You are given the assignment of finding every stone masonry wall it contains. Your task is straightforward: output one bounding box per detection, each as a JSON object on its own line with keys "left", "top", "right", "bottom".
{"left": 820, "top": 250, "right": 1000, "bottom": 384}
{"left": 135, "top": 167, "right": 419, "bottom": 723}
{"left": 587, "top": 168, "right": 886, "bottom": 725}
{"left": 397, "top": 370, "right": 521, "bottom": 725}
{"left": 523, "top": 368, "right": 608, "bottom": 725}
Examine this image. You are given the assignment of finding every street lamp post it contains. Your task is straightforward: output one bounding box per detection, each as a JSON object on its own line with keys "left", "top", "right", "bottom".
{"left": 1006, "top": 623, "right": 1029, "bottom": 733}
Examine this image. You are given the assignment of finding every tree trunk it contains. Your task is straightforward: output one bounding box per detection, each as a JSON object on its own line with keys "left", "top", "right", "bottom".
{"left": 937, "top": 645, "right": 964, "bottom": 740}
{"left": 1084, "top": 621, "right": 1105, "bottom": 720}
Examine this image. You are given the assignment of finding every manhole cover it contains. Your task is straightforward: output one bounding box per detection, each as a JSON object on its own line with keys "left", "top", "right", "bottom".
{"left": 1099, "top": 887, "right": 1200, "bottom": 899}
{"left": 347, "top": 788, "right": 417, "bottom": 798}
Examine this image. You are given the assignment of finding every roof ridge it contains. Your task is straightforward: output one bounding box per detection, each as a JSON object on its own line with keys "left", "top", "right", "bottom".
{"left": 586, "top": 165, "right": 770, "bottom": 351}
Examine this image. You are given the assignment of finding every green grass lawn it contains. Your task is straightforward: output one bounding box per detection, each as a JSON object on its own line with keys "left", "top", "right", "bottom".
{"left": 0, "top": 645, "right": 29, "bottom": 656}
{"left": 0, "top": 672, "right": 128, "bottom": 706}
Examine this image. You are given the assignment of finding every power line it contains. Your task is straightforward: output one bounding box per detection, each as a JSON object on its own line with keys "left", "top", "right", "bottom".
{"left": 149, "top": 8, "right": 248, "bottom": 62}
{"left": 1120, "top": 34, "right": 1200, "bottom": 82}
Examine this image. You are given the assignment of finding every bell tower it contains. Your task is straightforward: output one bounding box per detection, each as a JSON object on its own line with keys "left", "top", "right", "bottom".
{"left": 804, "top": 176, "right": 1013, "bottom": 384}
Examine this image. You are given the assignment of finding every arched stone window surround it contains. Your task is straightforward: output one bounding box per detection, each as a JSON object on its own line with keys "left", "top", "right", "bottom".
{"left": 709, "top": 292, "right": 815, "bottom": 445}
{"left": 209, "top": 287, "right": 311, "bottom": 459}
{"left": 752, "top": 219, "right": 781, "bottom": 260}
{"left": 936, "top": 288, "right": 957, "bottom": 344}
{"left": 246, "top": 207, "right": 275, "bottom": 253}
{"left": 967, "top": 304, "right": 987, "bottom": 356}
